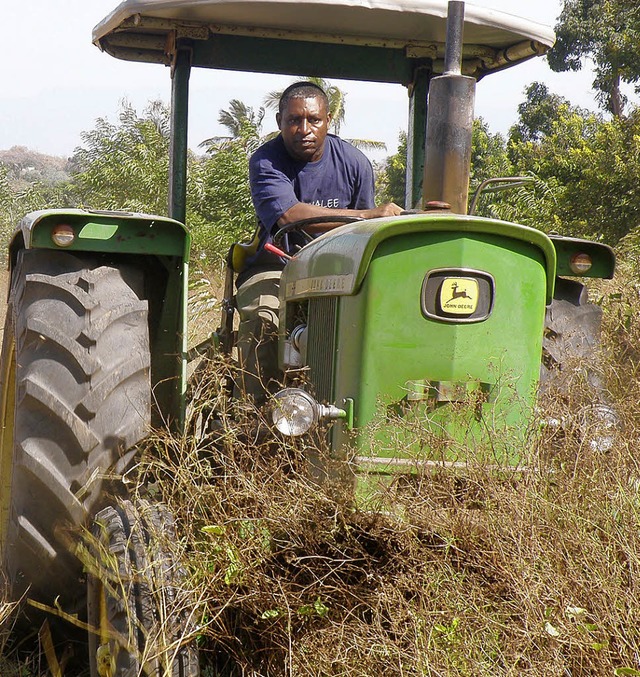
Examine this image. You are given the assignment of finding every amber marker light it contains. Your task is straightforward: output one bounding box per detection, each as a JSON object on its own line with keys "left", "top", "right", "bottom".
{"left": 569, "top": 252, "right": 592, "bottom": 275}
{"left": 51, "top": 223, "right": 76, "bottom": 247}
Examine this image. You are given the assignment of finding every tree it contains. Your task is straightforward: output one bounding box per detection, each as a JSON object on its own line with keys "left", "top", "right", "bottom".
{"left": 469, "top": 118, "right": 510, "bottom": 189}
{"left": 192, "top": 101, "right": 263, "bottom": 259}
{"left": 200, "top": 99, "right": 265, "bottom": 153}
{"left": 70, "top": 99, "right": 258, "bottom": 264}
{"left": 508, "top": 89, "right": 640, "bottom": 243}
{"left": 466, "top": 118, "right": 530, "bottom": 220}
{"left": 548, "top": 0, "right": 640, "bottom": 116}
{"left": 510, "top": 83, "right": 573, "bottom": 143}
{"left": 71, "top": 100, "right": 172, "bottom": 214}
{"left": 375, "top": 131, "right": 407, "bottom": 206}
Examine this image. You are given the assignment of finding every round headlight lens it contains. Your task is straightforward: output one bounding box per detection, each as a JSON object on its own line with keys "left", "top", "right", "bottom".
{"left": 569, "top": 252, "right": 592, "bottom": 275}
{"left": 51, "top": 223, "right": 75, "bottom": 247}
{"left": 271, "top": 389, "right": 318, "bottom": 436}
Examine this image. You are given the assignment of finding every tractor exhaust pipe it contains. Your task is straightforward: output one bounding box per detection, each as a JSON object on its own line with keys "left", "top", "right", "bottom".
{"left": 422, "top": 1, "right": 476, "bottom": 214}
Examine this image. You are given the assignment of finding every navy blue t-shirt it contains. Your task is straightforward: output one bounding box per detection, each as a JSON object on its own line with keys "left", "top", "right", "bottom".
{"left": 249, "top": 134, "right": 375, "bottom": 258}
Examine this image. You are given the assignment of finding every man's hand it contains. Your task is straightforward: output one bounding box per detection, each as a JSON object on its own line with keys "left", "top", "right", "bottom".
{"left": 362, "top": 202, "right": 403, "bottom": 219}
{"left": 278, "top": 201, "right": 404, "bottom": 231}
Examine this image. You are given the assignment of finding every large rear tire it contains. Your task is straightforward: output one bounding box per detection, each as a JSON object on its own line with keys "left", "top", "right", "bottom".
{"left": 87, "top": 499, "right": 200, "bottom": 677}
{"left": 540, "top": 277, "right": 605, "bottom": 393}
{"left": 0, "top": 249, "right": 151, "bottom": 606}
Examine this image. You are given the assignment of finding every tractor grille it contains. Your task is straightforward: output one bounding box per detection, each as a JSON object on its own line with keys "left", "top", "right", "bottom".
{"left": 307, "top": 297, "right": 338, "bottom": 403}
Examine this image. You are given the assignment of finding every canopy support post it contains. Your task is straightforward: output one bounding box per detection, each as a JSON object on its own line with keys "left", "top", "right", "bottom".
{"left": 405, "top": 66, "right": 431, "bottom": 209}
{"left": 169, "top": 44, "right": 192, "bottom": 224}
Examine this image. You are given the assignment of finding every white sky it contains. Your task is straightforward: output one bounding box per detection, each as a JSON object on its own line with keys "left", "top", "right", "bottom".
{"left": 0, "top": 0, "right": 610, "bottom": 161}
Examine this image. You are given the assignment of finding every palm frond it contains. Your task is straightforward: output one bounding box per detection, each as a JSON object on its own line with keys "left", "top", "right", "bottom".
{"left": 346, "top": 139, "right": 387, "bottom": 151}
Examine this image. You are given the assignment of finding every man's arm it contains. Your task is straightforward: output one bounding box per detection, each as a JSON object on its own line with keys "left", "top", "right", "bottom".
{"left": 278, "top": 201, "right": 403, "bottom": 232}
{"left": 277, "top": 140, "right": 402, "bottom": 230}
{"left": 250, "top": 136, "right": 402, "bottom": 234}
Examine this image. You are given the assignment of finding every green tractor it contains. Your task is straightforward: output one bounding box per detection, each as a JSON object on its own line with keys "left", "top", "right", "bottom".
{"left": 0, "top": 0, "right": 614, "bottom": 673}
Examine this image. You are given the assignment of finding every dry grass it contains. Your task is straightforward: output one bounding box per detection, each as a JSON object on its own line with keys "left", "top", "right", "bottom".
{"left": 132, "top": 273, "right": 640, "bottom": 677}
{"left": 4, "top": 271, "right": 640, "bottom": 676}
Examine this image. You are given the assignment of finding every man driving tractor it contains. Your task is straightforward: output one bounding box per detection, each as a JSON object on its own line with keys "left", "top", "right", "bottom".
{"left": 236, "top": 81, "right": 403, "bottom": 401}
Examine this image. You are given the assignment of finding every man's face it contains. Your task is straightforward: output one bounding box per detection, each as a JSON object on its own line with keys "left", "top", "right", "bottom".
{"left": 277, "top": 95, "right": 331, "bottom": 163}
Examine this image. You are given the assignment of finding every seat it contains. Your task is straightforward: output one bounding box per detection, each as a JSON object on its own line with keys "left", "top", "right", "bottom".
{"left": 229, "top": 227, "right": 260, "bottom": 274}
{"left": 216, "top": 227, "right": 261, "bottom": 354}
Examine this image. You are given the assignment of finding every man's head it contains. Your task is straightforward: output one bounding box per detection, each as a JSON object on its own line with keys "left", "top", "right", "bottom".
{"left": 276, "top": 82, "right": 331, "bottom": 163}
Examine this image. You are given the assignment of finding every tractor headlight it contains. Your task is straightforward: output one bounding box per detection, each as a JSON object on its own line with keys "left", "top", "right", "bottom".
{"left": 271, "top": 388, "right": 347, "bottom": 437}
{"left": 272, "top": 389, "right": 318, "bottom": 436}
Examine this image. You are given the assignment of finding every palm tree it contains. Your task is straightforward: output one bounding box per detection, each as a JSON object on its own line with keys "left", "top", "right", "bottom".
{"left": 199, "top": 99, "right": 265, "bottom": 154}
{"left": 218, "top": 100, "right": 265, "bottom": 138}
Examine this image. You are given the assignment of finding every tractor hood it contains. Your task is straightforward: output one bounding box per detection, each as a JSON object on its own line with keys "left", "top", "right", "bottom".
{"left": 93, "top": 0, "right": 554, "bottom": 82}
{"left": 280, "top": 214, "right": 557, "bottom": 304}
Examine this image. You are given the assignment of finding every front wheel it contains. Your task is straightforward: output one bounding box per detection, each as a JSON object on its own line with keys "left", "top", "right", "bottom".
{"left": 86, "top": 499, "right": 200, "bottom": 677}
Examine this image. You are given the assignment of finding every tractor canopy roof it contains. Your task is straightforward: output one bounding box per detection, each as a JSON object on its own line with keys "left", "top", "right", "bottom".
{"left": 93, "top": 0, "right": 555, "bottom": 84}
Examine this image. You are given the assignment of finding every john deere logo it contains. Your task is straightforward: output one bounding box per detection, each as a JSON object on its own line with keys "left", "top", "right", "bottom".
{"left": 440, "top": 278, "right": 479, "bottom": 315}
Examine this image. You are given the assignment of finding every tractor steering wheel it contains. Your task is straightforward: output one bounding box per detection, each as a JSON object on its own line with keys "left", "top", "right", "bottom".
{"left": 273, "top": 215, "right": 363, "bottom": 247}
